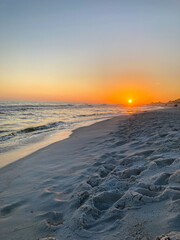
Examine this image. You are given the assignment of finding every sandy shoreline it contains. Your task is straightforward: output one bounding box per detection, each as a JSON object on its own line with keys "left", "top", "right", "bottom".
{"left": 0, "top": 108, "right": 180, "bottom": 240}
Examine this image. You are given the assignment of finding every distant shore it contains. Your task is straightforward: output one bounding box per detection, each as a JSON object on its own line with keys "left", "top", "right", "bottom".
{"left": 0, "top": 108, "right": 179, "bottom": 240}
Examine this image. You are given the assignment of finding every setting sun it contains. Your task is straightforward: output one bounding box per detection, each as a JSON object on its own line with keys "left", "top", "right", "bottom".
{"left": 128, "top": 99, "right": 132, "bottom": 103}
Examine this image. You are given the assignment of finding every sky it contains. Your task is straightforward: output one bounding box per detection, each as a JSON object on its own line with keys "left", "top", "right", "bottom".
{"left": 0, "top": 0, "right": 180, "bottom": 105}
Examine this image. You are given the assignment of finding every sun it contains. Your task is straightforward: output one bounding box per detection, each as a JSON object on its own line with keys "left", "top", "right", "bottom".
{"left": 128, "top": 99, "right": 132, "bottom": 103}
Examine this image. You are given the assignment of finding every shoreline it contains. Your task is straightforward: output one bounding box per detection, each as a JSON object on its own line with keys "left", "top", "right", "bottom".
{"left": 0, "top": 108, "right": 179, "bottom": 240}
{"left": 0, "top": 114, "right": 128, "bottom": 174}
{"left": 0, "top": 115, "right": 120, "bottom": 169}
{"left": 0, "top": 105, "right": 164, "bottom": 169}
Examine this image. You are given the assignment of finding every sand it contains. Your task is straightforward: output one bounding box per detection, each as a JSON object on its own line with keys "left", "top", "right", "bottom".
{"left": 0, "top": 108, "right": 180, "bottom": 240}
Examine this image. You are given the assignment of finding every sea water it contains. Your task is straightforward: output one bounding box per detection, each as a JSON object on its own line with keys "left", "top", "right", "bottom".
{"left": 0, "top": 100, "right": 161, "bottom": 167}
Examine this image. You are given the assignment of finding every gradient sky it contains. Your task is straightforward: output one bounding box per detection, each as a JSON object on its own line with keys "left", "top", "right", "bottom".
{"left": 0, "top": 0, "right": 180, "bottom": 104}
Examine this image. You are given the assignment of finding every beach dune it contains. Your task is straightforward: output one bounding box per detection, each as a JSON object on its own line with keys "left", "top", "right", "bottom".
{"left": 0, "top": 108, "right": 180, "bottom": 240}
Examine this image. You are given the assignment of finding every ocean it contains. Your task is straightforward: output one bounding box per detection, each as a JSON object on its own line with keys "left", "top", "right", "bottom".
{"left": 0, "top": 100, "right": 161, "bottom": 167}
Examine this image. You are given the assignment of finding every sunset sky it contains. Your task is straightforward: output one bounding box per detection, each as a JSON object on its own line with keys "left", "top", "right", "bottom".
{"left": 0, "top": 0, "right": 180, "bottom": 105}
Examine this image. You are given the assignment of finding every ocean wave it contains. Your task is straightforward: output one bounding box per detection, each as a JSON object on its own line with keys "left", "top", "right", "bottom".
{"left": 0, "top": 130, "right": 8, "bottom": 133}
{"left": 18, "top": 121, "right": 64, "bottom": 133}
{"left": 0, "top": 103, "right": 95, "bottom": 112}
{"left": 0, "top": 121, "right": 64, "bottom": 142}
{"left": 0, "top": 132, "right": 16, "bottom": 142}
{"left": 74, "top": 113, "right": 104, "bottom": 118}
{"left": 0, "top": 103, "right": 116, "bottom": 114}
{"left": 73, "top": 112, "right": 115, "bottom": 118}
{"left": 0, "top": 104, "right": 72, "bottom": 112}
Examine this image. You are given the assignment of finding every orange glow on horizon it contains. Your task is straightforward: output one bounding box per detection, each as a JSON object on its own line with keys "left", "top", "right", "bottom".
{"left": 0, "top": 71, "right": 179, "bottom": 105}
{"left": 105, "top": 78, "right": 155, "bottom": 106}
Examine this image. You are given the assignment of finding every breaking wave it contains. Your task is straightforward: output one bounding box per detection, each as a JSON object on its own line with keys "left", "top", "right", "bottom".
{"left": 0, "top": 121, "right": 64, "bottom": 142}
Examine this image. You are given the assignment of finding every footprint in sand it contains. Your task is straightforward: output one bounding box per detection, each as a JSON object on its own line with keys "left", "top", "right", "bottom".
{"left": 0, "top": 199, "right": 27, "bottom": 216}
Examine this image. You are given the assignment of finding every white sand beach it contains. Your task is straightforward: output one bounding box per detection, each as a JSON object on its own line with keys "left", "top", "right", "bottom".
{"left": 0, "top": 108, "right": 180, "bottom": 240}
